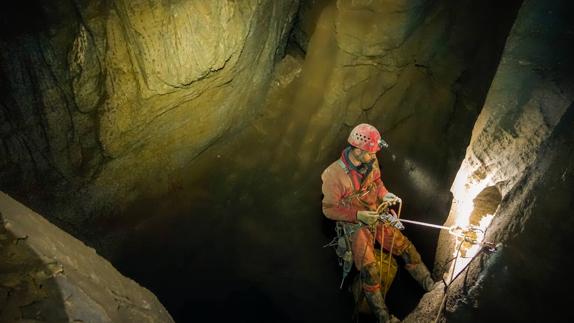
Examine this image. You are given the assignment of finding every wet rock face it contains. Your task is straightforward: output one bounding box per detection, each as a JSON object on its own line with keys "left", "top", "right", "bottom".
{"left": 335, "top": 0, "right": 428, "bottom": 56}
{"left": 0, "top": 0, "right": 298, "bottom": 220}
{"left": 99, "top": 0, "right": 296, "bottom": 157}
{"left": 0, "top": 192, "right": 174, "bottom": 322}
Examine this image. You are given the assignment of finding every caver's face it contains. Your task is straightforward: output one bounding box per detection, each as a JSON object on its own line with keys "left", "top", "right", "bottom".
{"left": 353, "top": 148, "right": 376, "bottom": 164}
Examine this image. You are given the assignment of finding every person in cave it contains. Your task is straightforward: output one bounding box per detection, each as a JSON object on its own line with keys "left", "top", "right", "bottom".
{"left": 321, "top": 123, "right": 436, "bottom": 322}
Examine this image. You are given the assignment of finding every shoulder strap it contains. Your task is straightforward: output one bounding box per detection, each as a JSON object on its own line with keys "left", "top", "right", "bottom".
{"left": 336, "top": 159, "right": 349, "bottom": 174}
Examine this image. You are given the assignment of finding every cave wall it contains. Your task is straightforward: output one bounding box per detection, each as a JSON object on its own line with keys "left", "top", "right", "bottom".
{"left": 1, "top": 0, "right": 557, "bottom": 321}
{"left": 0, "top": 0, "right": 520, "bottom": 250}
{"left": 447, "top": 109, "right": 574, "bottom": 321}
{"left": 435, "top": 0, "right": 574, "bottom": 270}
{"left": 428, "top": 0, "right": 574, "bottom": 321}
{"left": 107, "top": 0, "right": 524, "bottom": 320}
{"left": 0, "top": 192, "right": 173, "bottom": 322}
{"left": 0, "top": 0, "right": 299, "bottom": 230}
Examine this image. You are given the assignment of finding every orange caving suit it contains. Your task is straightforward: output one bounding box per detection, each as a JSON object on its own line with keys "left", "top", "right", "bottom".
{"left": 321, "top": 148, "right": 413, "bottom": 269}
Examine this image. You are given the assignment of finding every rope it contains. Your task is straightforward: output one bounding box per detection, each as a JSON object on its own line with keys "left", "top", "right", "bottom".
{"left": 384, "top": 200, "right": 400, "bottom": 298}
{"left": 379, "top": 220, "right": 386, "bottom": 298}
{"left": 434, "top": 239, "right": 463, "bottom": 323}
{"left": 370, "top": 197, "right": 499, "bottom": 321}
{"left": 433, "top": 238, "right": 496, "bottom": 322}
{"left": 354, "top": 222, "right": 378, "bottom": 321}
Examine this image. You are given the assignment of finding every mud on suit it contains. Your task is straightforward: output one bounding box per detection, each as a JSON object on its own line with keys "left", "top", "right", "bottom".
{"left": 321, "top": 148, "right": 432, "bottom": 322}
{"left": 321, "top": 148, "right": 424, "bottom": 269}
{"left": 322, "top": 127, "right": 435, "bottom": 322}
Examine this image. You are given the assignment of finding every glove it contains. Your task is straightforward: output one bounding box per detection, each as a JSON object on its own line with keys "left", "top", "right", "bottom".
{"left": 379, "top": 211, "right": 404, "bottom": 230}
{"left": 383, "top": 192, "right": 401, "bottom": 204}
{"left": 357, "top": 210, "right": 379, "bottom": 225}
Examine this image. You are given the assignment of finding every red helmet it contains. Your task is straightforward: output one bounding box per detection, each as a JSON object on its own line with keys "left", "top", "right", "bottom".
{"left": 347, "top": 123, "right": 388, "bottom": 153}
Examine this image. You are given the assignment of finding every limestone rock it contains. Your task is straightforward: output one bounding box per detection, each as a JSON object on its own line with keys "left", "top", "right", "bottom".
{"left": 1, "top": 0, "right": 564, "bottom": 320}
{"left": 428, "top": 0, "right": 574, "bottom": 321}
{"left": 436, "top": 0, "right": 574, "bottom": 273}
{"left": 0, "top": 192, "right": 174, "bottom": 322}
{"left": 335, "top": 0, "right": 428, "bottom": 56}
{"left": 0, "top": 0, "right": 299, "bottom": 225}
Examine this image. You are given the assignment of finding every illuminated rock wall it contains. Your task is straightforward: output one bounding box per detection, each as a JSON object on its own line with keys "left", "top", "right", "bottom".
{"left": 0, "top": 0, "right": 298, "bottom": 226}
{"left": 428, "top": 0, "right": 574, "bottom": 321}
{"left": 436, "top": 0, "right": 574, "bottom": 268}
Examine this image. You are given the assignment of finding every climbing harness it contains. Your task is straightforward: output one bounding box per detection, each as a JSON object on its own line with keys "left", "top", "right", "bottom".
{"left": 323, "top": 198, "right": 404, "bottom": 292}
{"left": 324, "top": 154, "right": 382, "bottom": 289}
{"left": 372, "top": 198, "right": 402, "bottom": 297}
{"left": 323, "top": 221, "right": 362, "bottom": 289}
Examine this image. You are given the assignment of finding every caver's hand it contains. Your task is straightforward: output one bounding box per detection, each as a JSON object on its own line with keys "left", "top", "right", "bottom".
{"left": 357, "top": 210, "right": 379, "bottom": 225}
{"left": 383, "top": 192, "right": 401, "bottom": 205}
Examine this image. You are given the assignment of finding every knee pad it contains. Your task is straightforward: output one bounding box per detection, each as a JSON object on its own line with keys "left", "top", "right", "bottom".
{"left": 360, "top": 262, "right": 380, "bottom": 288}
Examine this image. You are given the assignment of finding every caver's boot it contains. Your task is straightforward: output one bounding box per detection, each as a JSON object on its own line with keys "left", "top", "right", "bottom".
{"left": 361, "top": 262, "right": 392, "bottom": 322}
{"left": 406, "top": 262, "right": 436, "bottom": 292}
{"left": 402, "top": 243, "right": 435, "bottom": 292}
